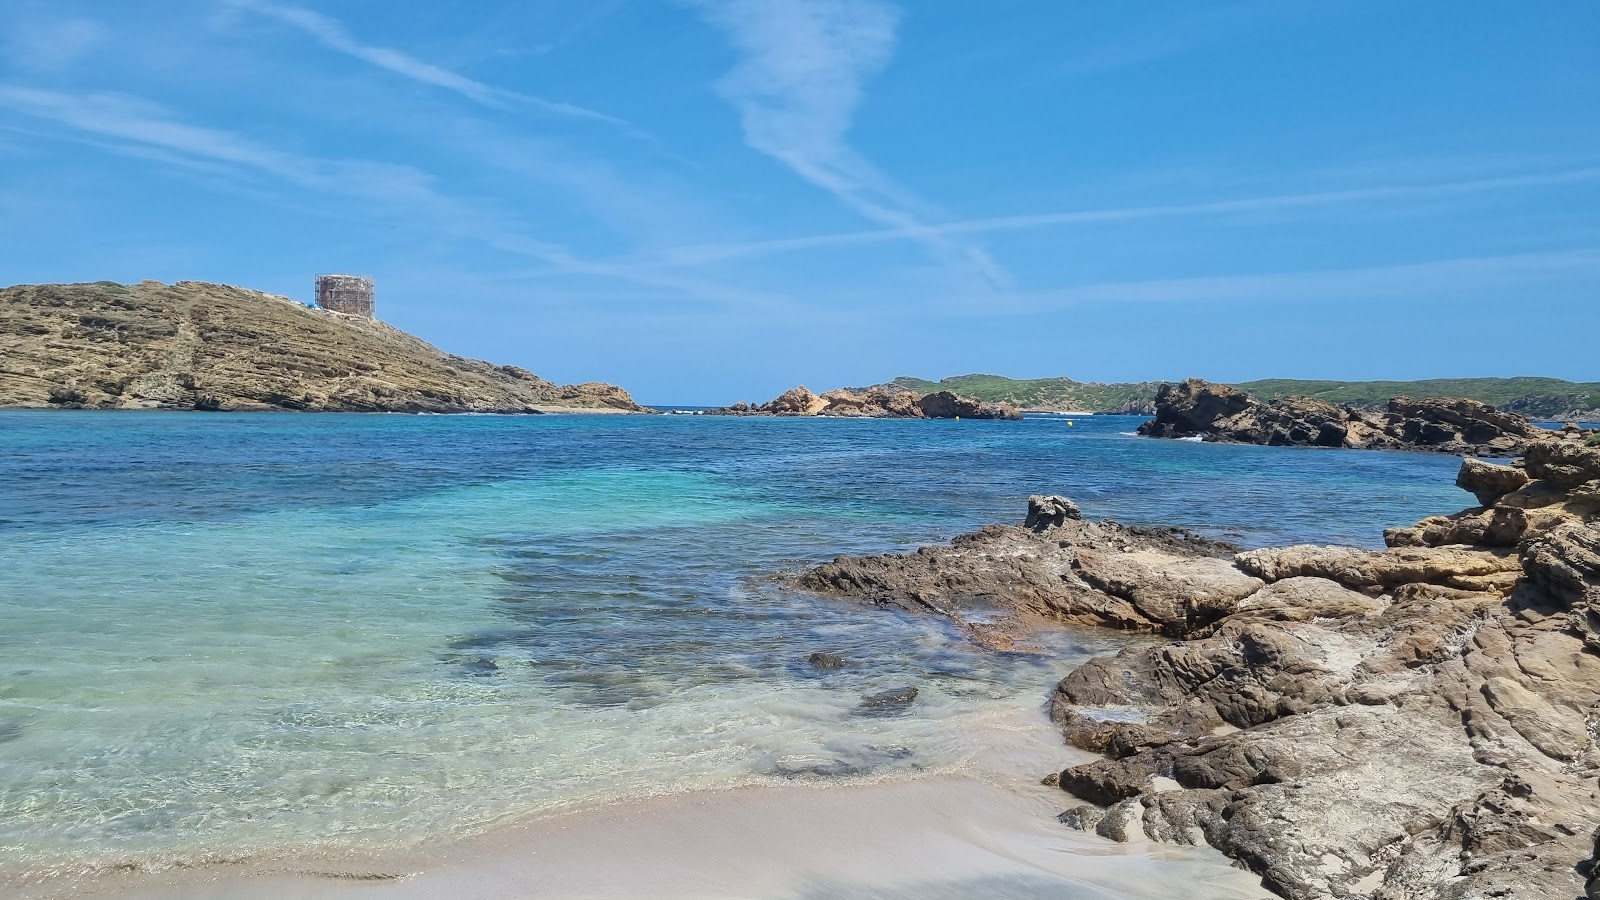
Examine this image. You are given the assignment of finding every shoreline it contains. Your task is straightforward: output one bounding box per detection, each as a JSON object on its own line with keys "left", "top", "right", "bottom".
{"left": 24, "top": 720, "right": 1271, "bottom": 900}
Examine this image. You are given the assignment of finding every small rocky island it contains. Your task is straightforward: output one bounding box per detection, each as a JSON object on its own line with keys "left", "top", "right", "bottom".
{"left": 707, "top": 384, "right": 1021, "bottom": 419}
{"left": 1138, "top": 378, "right": 1548, "bottom": 456}
{"left": 796, "top": 432, "right": 1600, "bottom": 899}
{"left": 0, "top": 280, "right": 648, "bottom": 413}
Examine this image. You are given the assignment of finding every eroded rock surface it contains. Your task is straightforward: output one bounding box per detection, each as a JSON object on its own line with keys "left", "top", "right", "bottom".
{"left": 707, "top": 384, "right": 1021, "bottom": 420}
{"left": 0, "top": 281, "right": 649, "bottom": 413}
{"left": 795, "top": 442, "right": 1600, "bottom": 899}
{"left": 796, "top": 495, "right": 1240, "bottom": 644}
{"left": 1137, "top": 379, "right": 1564, "bottom": 456}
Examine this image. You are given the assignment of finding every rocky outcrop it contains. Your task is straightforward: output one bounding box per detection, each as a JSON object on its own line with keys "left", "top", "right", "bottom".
{"left": 0, "top": 281, "right": 649, "bottom": 413}
{"left": 795, "top": 439, "right": 1600, "bottom": 899}
{"left": 708, "top": 384, "right": 1021, "bottom": 420}
{"left": 796, "top": 495, "right": 1241, "bottom": 645}
{"left": 1137, "top": 379, "right": 1556, "bottom": 456}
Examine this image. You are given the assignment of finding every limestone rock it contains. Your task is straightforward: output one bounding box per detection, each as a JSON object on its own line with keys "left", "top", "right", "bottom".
{"left": 1023, "top": 494, "right": 1081, "bottom": 531}
{"left": 793, "top": 436, "right": 1600, "bottom": 899}
{"left": 706, "top": 384, "right": 1020, "bottom": 419}
{"left": 794, "top": 501, "right": 1240, "bottom": 640}
{"left": 0, "top": 281, "right": 649, "bottom": 413}
{"left": 763, "top": 385, "right": 829, "bottom": 416}
{"left": 914, "top": 389, "right": 1024, "bottom": 420}
{"left": 1521, "top": 522, "right": 1600, "bottom": 652}
{"left": 1456, "top": 457, "right": 1530, "bottom": 506}
{"left": 1235, "top": 544, "right": 1521, "bottom": 592}
{"left": 1071, "top": 549, "right": 1264, "bottom": 635}
{"left": 1525, "top": 439, "right": 1600, "bottom": 488}
{"left": 1136, "top": 378, "right": 1553, "bottom": 455}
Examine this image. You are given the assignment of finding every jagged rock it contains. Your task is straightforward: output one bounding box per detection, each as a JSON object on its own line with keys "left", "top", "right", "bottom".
{"left": 1071, "top": 549, "right": 1263, "bottom": 635}
{"left": 1136, "top": 379, "right": 1259, "bottom": 439}
{"left": 1525, "top": 439, "right": 1600, "bottom": 488}
{"left": 763, "top": 385, "right": 829, "bottom": 416}
{"left": 914, "top": 389, "right": 1023, "bottom": 420}
{"left": 1521, "top": 522, "right": 1600, "bottom": 652}
{"left": 856, "top": 686, "right": 918, "bottom": 715}
{"left": 818, "top": 386, "right": 925, "bottom": 418}
{"left": 1384, "top": 506, "right": 1529, "bottom": 549}
{"left": 1235, "top": 544, "right": 1521, "bottom": 592}
{"left": 0, "top": 281, "right": 649, "bottom": 413}
{"left": 1136, "top": 378, "right": 1553, "bottom": 455}
{"left": 1231, "top": 576, "right": 1383, "bottom": 622}
{"left": 1056, "top": 804, "right": 1104, "bottom": 831}
{"left": 793, "top": 506, "right": 1240, "bottom": 641}
{"left": 795, "top": 448, "right": 1600, "bottom": 898}
{"left": 706, "top": 384, "right": 1020, "bottom": 419}
{"left": 1023, "top": 494, "right": 1081, "bottom": 531}
{"left": 806, "top": 651, "right": 845, "bottom": 669}
{"left": 1457, "top": 457, "right": 1530, "bottom": 506}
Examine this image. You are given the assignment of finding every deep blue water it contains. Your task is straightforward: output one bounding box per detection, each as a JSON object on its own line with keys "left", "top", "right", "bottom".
{"left": 0, "top": 411, "right": 1469, "bottom": 874}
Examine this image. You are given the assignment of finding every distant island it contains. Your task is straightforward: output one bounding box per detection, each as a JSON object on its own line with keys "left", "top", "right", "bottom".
{"left": 0, "top": 281, "right": 648, "bottom": 413}
{"left": 890, "top": 374, "right": 1600, "bottom": 420}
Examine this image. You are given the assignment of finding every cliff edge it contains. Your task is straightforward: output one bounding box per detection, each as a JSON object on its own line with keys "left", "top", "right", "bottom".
{"left": 0, "top": 281, "right": 647, "bottom": 413}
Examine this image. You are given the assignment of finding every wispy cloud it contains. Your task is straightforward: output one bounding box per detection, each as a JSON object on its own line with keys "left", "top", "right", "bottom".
{"left": 946, "top": 249, "right": 1600, "bottom": 316}
{"left": 692, "top": 0, "right": 1007, "bottom": 286}
{"left": 224, "top": 0, "right": 633, "bottom": 130}
{"left": 1, "top": 15, "right": 107, "bottom": 73}
{"left": 0, "top": 83, "right": 791, "bottom": 312}
{"left": 643, "top": 166, "right": 1600, "bottom": 266}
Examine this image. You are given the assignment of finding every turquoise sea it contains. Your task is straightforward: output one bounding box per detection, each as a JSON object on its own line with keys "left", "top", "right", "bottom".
{"left": 0, "top": 411, "right": 1468, "bottom": 879}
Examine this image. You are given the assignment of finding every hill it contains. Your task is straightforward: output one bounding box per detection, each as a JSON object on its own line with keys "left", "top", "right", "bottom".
{"left": 890, "top": 374, "right": 1600, "bottom": 419}
{"left": 889, "top": 375, "right": 1163, "bottom": 413}
{"left": 0, "top": 280, "right": 647, "bottom": 413}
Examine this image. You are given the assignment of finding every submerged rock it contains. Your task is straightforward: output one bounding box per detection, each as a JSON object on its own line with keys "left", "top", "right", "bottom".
{"left": 855, "top": 687, "right": 919, "bottom": 716}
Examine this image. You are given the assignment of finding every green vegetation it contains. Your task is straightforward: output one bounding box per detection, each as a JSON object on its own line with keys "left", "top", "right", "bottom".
{"left": 891, "top": 374, "right": 1600, "bottom": 418}
{"left": 94, "top": 281, "right": 130, "bottom": 295}
{"left": 890, "top": 375, "right": 1162, "bottom": 412}
{"left": 1587, "top": 432, "right": 1600, "bottom": 448}
{"left": 1235, "top": 377, "right": 1600, "bottom": 414}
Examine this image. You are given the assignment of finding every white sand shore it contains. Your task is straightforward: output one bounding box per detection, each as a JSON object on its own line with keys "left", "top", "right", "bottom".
{"left": 38, "top": 714, "right": 1271, "bottom": 900}
{"left": 53, "top": 775, "right": 1270, "bottom": 900}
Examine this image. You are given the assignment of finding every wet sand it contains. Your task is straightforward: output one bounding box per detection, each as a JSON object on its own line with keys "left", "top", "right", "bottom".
{"left": 35, "top": 718, "right": 1270, "bottom": 900}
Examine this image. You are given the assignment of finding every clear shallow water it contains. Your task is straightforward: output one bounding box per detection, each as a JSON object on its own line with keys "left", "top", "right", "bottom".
{"left": 0, "top": 412, "right": 1468, "bottom": 874}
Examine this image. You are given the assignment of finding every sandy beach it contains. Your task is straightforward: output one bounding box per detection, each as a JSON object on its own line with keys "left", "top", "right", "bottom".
{"left": 52, "top": 775, "right": 1268, "bottom": 900}
{"left": 8, "top": 704, "right": 1269, "bottom": 900}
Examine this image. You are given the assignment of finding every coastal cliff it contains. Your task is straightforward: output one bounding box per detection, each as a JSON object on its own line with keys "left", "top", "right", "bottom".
{"left": 795, "top": 433, "right": 1600, "bottom": 899}
{"left": 708, "top": 384, "right": 1021, "bottom": 420}
{"left": 0, "top": 281, "right": 647, "bottom": 413}
{"left": 1138, "top": 378, "right": 1547, "bottom": 456}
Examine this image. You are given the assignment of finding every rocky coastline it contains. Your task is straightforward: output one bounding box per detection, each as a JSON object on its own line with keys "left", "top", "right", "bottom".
{"left": 706, "top": 384, "right": 1021, "bottom": 420}
{"left": 794, "top": 432, "right": 1600, "bottom": 899}
{"left": 1138, "top": 379, "right": 1551, "bottom": 456}
{"left": 0, "top": 281, "right": 649, "bottom": 413}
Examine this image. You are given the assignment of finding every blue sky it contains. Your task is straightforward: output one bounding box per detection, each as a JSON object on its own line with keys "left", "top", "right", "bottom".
{"left": 1, "top": 1, "right": 1596, "bottom": 403}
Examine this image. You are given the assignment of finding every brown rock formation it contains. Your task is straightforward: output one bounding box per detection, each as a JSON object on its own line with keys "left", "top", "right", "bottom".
{"left": 796, "top": 494, "right": 1241, "bottom": 643}
{"left": 1137, "top": 378, "right": 1552, "bottom": 455}
{"left": 707, "top": 384, "right": 1021, "bottom": 420}
{"left": 793, "top": 439, "right": 1600, "bottom": 899}
{"left": 0, "top": 281, "right": 648, "bottom": 413}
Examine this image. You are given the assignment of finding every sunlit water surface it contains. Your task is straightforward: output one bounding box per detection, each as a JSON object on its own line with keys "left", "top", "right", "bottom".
{"left": 0, "top": 412, "right": 1467, "bottom": 874}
